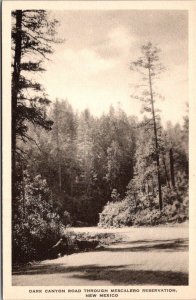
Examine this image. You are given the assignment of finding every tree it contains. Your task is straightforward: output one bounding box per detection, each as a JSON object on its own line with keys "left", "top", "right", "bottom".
{"left": 48, "top": 99, "right": 78, "bottom": 210}
{"left": 12, "top": 10, "right": 60, "bottom": 208}
{"left": 133, "top": 124, "right": 156, "bottom": 194}
{"left": 76, "top": 109, "right": 95, "bottom": 197}
{"left": 130, "top": 42, "right": 165, "bottom": 211}
{"left": 26, "top": 99, "right": 78, "bottom": 213}
{"left": 104, "top": 107, "right": 136, "bottom": 196}
{"left": 164, "top": 120, "right": 189, "bottom": 184}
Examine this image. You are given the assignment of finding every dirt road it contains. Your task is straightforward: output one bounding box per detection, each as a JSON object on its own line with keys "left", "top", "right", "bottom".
{"left": 12, "top": 224, "right": 188, "bottom": 286}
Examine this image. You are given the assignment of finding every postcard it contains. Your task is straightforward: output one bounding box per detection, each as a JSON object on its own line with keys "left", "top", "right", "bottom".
{"left": 2, "top": 1, "right": 196, "bottom": 299}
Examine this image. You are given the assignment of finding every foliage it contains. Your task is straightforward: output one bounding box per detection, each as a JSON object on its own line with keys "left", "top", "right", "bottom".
{"left": 12, "top": 28, "right": 189, "bottom": 264}
{"left": 98, "top": 199, "right": 134, "bottom": 228}
{"left": 11, "top": 10, "right": 62, "bottom": 223}
{"left": 130, "top": 42, "right": 166, "bottom": 211}
{"left": 25, "top": 102, "right": 137, "bottom": 225}
{"left": 12, "top": 10, "right": 60, "bottom": 152}
{"left": 23, "top": 97, "right": 188, "bottom": 228}
{"left": 70, "top": 231, "right": 122, "bottom": 246}
{"left": 99, "top": 175, "right": 188, "bottom": 228}
{"left": 46, "top": 230, "right": 122, "bottom": 259}
{"left": 12, "top": 171, "right": 64, "bottom": 263}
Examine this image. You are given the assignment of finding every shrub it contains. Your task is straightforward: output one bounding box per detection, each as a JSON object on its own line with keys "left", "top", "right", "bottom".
{"left": 98, "top": 199, "right": 134, "bottom": 228}
{"left": 98, "top": 185, "right": 188, "bottom": 228}
{"left": 13, "top": 213, "right": 63, "bottom": 262}
{"left": 134, "top": 208, "right": 161, "bottom": 226}
{"left": 12, "top": 172, "right": 64, "bottom": 264}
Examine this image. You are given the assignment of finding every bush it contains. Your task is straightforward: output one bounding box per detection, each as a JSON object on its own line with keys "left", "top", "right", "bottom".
{"left": 12, "top": 172, "right": 64, "bottom": 264}
{"left": 133, "top": 208, "right": 161, "bottom": 226}
{"left": 13, "top": 213, "right": 63, "bottom": 262}
{"left": 98, "top": 185, "right": 188, "bottom": 228}
{"left": 98, "top": 199, "right": 134, "bottom": 228}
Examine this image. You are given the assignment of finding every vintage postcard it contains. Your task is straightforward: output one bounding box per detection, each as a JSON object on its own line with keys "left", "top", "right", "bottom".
{"left": 2, "top": 1, "right": 196, "bottom": 299}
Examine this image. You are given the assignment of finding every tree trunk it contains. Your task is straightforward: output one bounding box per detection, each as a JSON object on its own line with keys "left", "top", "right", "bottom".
{"left": 12, "top": 10, "right": 22, "bottom": 209}
{"left": 162, "top": 154, "right": 171, "bottom": 189}
{"left": 151, "top": 177, "right": 155, "bottom": 197}
{"left": 55, "top": 100, "right": 62, "bottom": 192}
{"left": 21, "top": 161, "right": 25, "bottom": 218}
{"left": 169, "top": 148, "right": 176, "bottom": 189}
{"left": 148, "top": 58, "right": 163, "bottom": 211}
{"left": 58, "top": 162, "right": 62, "bottom": 192}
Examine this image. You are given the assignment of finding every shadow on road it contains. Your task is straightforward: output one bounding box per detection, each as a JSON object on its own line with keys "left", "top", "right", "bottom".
{"left": 12, "top": 238, "right": 189, "bottom": 286}
{"left": 13, "top": 263, "right": 188, "bottom": 285}
{"left": 103, "top": 238, "right": 189, "bottom": 252}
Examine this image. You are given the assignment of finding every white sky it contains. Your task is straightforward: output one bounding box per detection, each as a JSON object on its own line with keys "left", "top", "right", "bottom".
{"left": 40, "top": 10, "right": 188, "bottom": 125}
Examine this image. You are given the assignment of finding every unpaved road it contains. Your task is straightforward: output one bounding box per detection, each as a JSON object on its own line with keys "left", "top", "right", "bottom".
{"left": 12, "top": 224, "right": 188, "bottom": 286}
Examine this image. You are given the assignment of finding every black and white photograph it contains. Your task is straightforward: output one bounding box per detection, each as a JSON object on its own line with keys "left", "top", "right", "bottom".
{"left": 2, "top": 1, "right": 196, "bottom": 299}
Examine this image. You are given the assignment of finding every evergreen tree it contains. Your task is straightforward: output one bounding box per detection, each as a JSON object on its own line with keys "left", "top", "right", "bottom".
{"left": 12, "top": 10, "right": 60, "bottom": 209}
{"left": 130, "top": 42, "right": 165, "bottom": 211}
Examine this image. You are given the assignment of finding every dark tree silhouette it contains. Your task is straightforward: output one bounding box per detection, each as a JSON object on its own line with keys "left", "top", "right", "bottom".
{"left": 12, "top": 10, "right": 60, "bottom": 209}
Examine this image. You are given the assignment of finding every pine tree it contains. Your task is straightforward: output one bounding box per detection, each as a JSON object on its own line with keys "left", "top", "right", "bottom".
{"left": 130, "top": 42, "right": 165, "bottom": 211}
{"left": 12, "top": 10, "right": 60, "bottom": 208}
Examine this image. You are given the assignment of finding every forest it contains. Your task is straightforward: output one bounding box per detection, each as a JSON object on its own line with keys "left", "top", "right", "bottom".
{"left": 11, "top": 10, "right": 189, "bottom": 263}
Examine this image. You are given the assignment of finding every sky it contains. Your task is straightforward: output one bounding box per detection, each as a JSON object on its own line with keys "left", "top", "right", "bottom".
{"left": 40, "top": 10, "right": 188, "bottom": 125}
